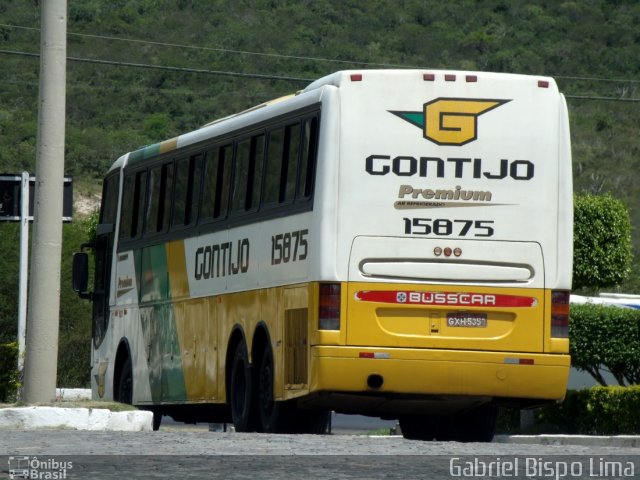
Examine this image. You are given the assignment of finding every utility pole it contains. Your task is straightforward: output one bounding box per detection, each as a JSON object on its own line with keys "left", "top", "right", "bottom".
{"left": 22, "top": 0, "right": 67, "bottom": 403}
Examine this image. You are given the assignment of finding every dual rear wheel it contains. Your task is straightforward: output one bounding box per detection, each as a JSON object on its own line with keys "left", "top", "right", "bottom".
{"left": 230, "top": 341, "right": 329, "bottom": 434}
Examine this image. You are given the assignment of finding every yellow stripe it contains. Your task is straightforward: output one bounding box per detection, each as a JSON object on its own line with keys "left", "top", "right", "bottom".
{"left": 159, "top": 137, "right": 179, "bottom": 154}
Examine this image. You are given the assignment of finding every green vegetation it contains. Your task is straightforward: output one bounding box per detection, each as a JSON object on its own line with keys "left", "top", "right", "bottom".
{"left": 0, "top": 342, "right": 19, "bottom": 402}
{"left": 535, "top": 386, "right": 640, "bottom": 435}
{"left": 1, "top": 1, "right": 640, "bottom": 388}
{"left": 573, "top": 193, "right": 632, "bottom": 292}
{"left": 498, "top": 386, "right": 640, "bottom": 435}
{"left": 570, "top": 303, "right": 640, "bottom": 386}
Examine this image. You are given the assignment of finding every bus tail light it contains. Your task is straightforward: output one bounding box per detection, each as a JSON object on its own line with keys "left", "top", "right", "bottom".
{"left": 551, "top": 290, "right": 570, "bottom": 338}
{"left": 319, "top": 283, "right": 341, "bottom": 330}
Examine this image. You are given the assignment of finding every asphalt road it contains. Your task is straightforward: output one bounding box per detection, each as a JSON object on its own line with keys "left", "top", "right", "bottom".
{"left": 2, "top": 430, "right": 639, "bottom": 480}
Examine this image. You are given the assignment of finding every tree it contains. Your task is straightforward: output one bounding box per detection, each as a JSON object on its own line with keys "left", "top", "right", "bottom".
{"left": 573, "top": 193, "right": 632, "bottom": 291}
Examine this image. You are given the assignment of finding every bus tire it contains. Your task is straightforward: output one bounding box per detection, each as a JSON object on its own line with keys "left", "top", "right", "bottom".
{"left": 229, "top": 341, "right": 258, "bottom": 432}
{"left": 258, "top": 346, "right": 291, "bottom": 433}
{"left": 152, "top": 410, "right": 162, "bottom": 431}
{"left": 116, "top": 356, "right": 133, "bottom": 405}
{"left": 452, "top": 404, "right": 498, "bottom": 442}
{"left": 398, "top": 415, "right": 443, "bottom": 441}
{"left": 294, "top": 409, "right": 331, "bottom": 434}
{"left": 258, "top": 346, "right": 329, "bottom": 434}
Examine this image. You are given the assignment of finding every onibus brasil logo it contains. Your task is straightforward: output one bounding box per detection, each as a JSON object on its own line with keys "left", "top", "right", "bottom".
{"left": 390, "top": 98, "right": 510, "bottom": 146}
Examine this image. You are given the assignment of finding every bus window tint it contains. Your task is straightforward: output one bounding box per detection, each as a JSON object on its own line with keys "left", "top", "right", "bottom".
{"left": 120, "top": 170, "right": 146, "bottom": 239}
{"left": 232, "top": 135, "right": 264, "bottom": 213}
{"left": 232, "top": 138, "right": 251, "bottom": 212}
{"left": 202, "top": 145, "right": 231, "bottom": 221}
{"left": 215, "top": 145, "right": 232, "bottom": 219}
{"left": 284, "top": 123, "right": 301, "bottom": 202}
{"left": 250, "top": 134, "right": 265, "bottom": 209}
{"left": 264, "top": 127, "right": 285, "bottom": 205}
{"left": 172, "top": 157, "right": 190, "bottom": 226}
{"left": 132, "top": 172, "right": 147, "bottom": 237}
{"left": 173, "top": 154, "right": 202, "bottom": 228}
{"left": 119, "top": 174, "right": 135, "bottom": 239}
{"left": 299, "top": 116, "right": 318, "bottom": 200}
{"left": 146, "top": 166, "right": 161, "bottom": 232}
{"left": 101, "top": 174, "right": 119, "bottom": 225}
{"left": 145, "top": 163, "right": 173, "bottom": 234}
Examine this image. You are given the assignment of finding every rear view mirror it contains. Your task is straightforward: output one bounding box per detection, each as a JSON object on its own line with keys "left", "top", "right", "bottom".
{"left": 72, "top": 252, "right": 91, "bottom": 300}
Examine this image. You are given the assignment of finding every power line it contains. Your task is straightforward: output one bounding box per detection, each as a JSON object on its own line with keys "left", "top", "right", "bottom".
{"left": 0, "top": 49, "right": 314, "bottom": 84}
{"left": 1, "top": 48, "right": 638, "bottom": 102}
{"left": 4, "top": 22, "right": 640, "bottom": 84}
{"left": 564, "top": 94, "right": 640, "bottom": 103}
{"left": 0, "top": 22, "right": 418, "bottom": 69}
{"left": 556, "top": 75, "right": 640, "bottom": 84}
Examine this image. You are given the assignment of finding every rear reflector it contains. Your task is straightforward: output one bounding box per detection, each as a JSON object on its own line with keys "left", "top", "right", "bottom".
{"left": 466, "top": 75, "right": 478, "bottom": 82}
{"left": 423, "top": 73, "right": 435, "bottom": 81}
{"left": 359, "top": 352, "right": 391, "bottom": 359}
{"left": 350, "top": 74, "right": 363, "bottom": 82}
{"left": 445, "top": 74, "right": 456, "bottom": 81}
{"left": 504, "top": 358, "right": 535, "bottom": 365}
{"left": 319, "top": 283, "right": 341, "bottom": 330}
{"left": 538, "top": 80, "right": 550, "bottom": 88}
{"left": 551, "top": 290, "right": 570, "bottom": 338}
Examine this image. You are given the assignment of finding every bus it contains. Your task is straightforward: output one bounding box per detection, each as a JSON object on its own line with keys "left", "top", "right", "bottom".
{"left": 73, "top": 69, "right": 573, "bottom": 441}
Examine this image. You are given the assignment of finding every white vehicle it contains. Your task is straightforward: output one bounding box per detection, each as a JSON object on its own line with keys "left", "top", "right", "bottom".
{"left": 74, "top": 69, "right": 573, "bottom": 441}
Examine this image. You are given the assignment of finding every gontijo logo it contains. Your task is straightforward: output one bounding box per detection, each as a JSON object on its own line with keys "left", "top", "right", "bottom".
{"left": 390, "top": 98, "right": 510, "bottom": 146}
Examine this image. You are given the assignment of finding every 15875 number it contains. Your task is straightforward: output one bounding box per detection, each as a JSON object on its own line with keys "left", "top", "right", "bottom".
{"left": 403, "top": 218, "right": 494, "bottom": 237}
{"left": 271, "top": 229, "right": 309, "bottom": 264}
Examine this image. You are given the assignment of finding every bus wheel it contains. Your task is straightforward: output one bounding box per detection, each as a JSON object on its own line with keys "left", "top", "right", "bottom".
{"left": 452, "top": 404, "right": 498, "bottom": 442}
{"left": 229, "top": 341, "right": 258, "bottom": 432}
{"left": 258, "top": 346, "right": 290, "bottom": 433}
{"left": 258, "top": 346, "right": 329, "bottom": 434}
{"left": 116, "top": 356, "right": 133, "bottom": 405}
{"left": 152, "top": 410, "right": 162, "bottom": 431}
{"left": 398, "top": 415, "right": 443, "bottom": 441}
{"left": 294, "top": 409, "right": 331, "bottom": 434}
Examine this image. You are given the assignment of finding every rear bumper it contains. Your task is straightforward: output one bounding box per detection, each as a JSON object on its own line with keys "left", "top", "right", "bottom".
{"left": 309, "top": 346, "right": 570, "bottom": 403}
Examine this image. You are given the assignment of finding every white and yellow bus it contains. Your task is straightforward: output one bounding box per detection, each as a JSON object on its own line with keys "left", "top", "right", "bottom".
{"left": 73, "top": 69, "right": 573, "bottom": 441}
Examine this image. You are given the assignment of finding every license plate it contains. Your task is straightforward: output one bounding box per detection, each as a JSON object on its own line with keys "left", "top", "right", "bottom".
{"left": 447, "top": 312, "right": 487, "bottom": 328}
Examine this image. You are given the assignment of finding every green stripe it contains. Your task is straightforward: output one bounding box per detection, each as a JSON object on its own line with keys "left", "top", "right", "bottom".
{"left": 129, "top": 143, "right": 161, "bottom": 165}
{"left": 137, "top": 246, "right": 187, "bottom": 403}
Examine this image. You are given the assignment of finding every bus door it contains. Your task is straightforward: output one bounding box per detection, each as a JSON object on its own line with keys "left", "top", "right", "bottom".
{"left": 92, "top": 224, "right": 114, "bottom": 347}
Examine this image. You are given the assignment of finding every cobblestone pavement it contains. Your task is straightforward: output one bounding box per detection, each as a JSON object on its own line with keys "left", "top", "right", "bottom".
{"left": 1, "top": 432, "right": 639, "bottom": 479}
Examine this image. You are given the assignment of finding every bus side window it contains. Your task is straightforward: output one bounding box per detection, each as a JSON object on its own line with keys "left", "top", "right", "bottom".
{"left": 172, "top": 154, "right": 202, "bottom": 228}
{"left": 201, "top": 145, "right": 232, "bottom": 222}
{"left": 101, "top": 173, "right": 119, "bottom": 225}
{"left": 119, "top": 174, "right": 135, "bottom": 239}
{"left": 119, "top": 170, "right": 146, "bottom": 240}
{"left": 298, "top": 116, "right": 319, "bottom": 201}
{"left": 145, "top": 163, "right": 174, "bottom": 234}
{"left": 232, "top": 134, "right": 264, "bottom": 213}
{"left": 284, "top": 122, "right": 301, "bottom": 202}
{"left": 264, "top": 127, "right": 285, "bottom": 206}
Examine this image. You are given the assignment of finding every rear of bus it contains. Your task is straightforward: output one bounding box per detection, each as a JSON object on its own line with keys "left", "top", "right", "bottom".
{"left": 306, "top": 71, "right": 572, "bottom": 432}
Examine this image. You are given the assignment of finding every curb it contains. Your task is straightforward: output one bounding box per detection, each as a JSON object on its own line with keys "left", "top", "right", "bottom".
{"left": 0, "top": 407, "right": 153, "bottom": 432}
{"left": 495, "top": 434, "right": 640, "bottom": 447}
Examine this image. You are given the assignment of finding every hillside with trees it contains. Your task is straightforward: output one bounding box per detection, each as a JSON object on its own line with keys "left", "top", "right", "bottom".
{"left": 0, "top": 0, "right": 639, "bottom": 385}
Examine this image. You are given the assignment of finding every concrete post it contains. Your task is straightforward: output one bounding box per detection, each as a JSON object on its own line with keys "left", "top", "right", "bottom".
{"left": 22, "top": 0, "right": 67, "bottom": 403}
